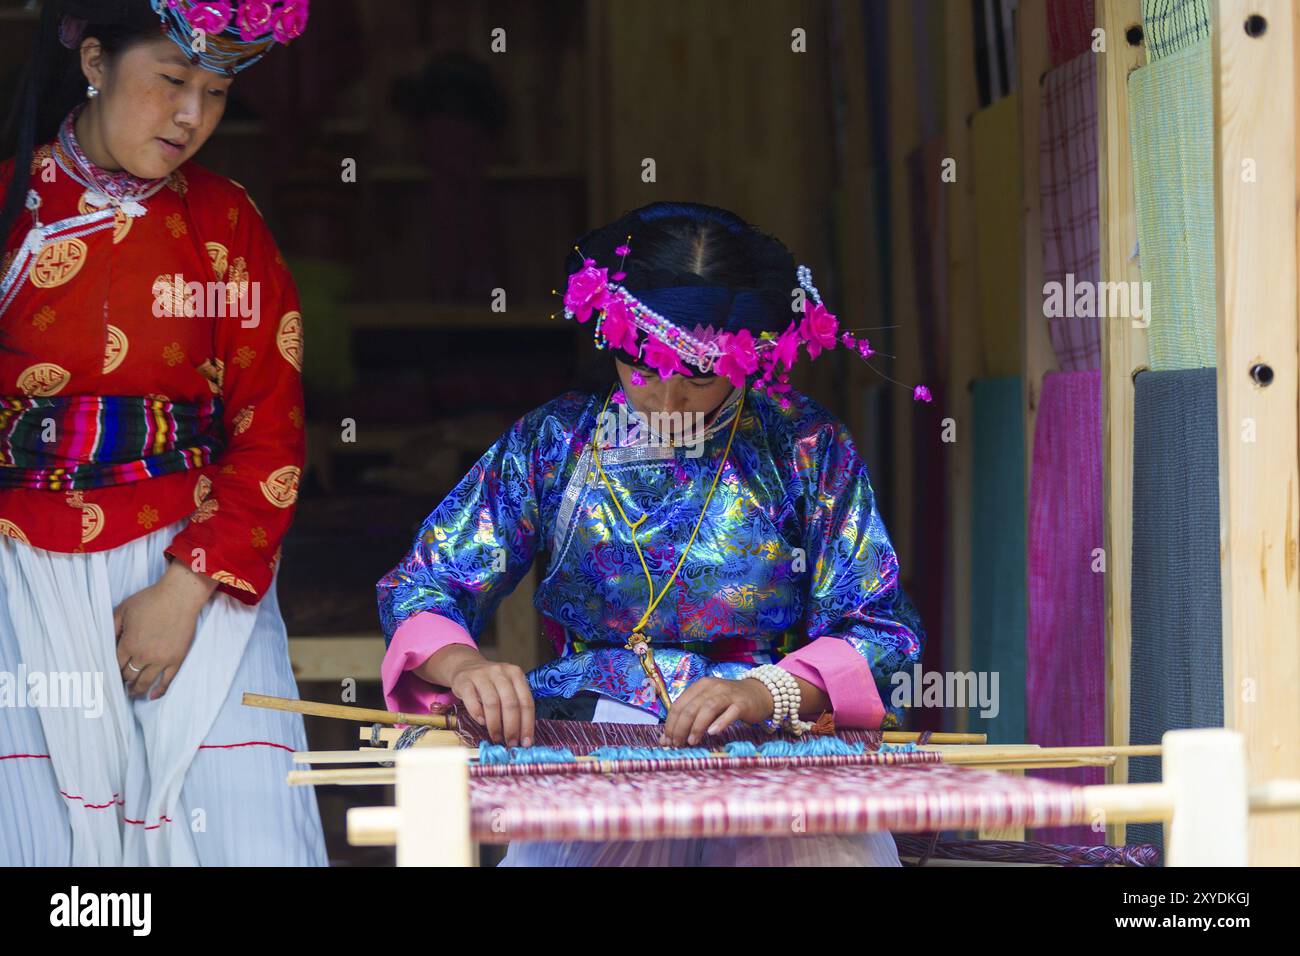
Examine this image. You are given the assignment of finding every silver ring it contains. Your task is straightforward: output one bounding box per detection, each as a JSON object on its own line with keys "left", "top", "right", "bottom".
{"left": 125, "top": 661, "right": 143, "bottom": 674}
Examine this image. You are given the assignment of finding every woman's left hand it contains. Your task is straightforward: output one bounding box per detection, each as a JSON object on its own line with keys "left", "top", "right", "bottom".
{"left": 660, "top": 676, "right": 773, "bottom": 747}
{"left": 114, "top": 561, "right": 217, "bottom": 700}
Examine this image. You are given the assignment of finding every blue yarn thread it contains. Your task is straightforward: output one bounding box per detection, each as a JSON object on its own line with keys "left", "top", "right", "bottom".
{"left": 474, "top": 735, "right": 919, "bottom": 764}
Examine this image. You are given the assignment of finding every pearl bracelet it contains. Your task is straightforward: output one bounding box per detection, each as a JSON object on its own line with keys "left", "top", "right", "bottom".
{"left": 741, "top": 664, "right": 815, "bottom": 736}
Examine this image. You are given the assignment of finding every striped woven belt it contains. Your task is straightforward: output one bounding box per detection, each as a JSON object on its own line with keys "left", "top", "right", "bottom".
{"left": 0, "top": 394, "right": 225, "bottom": 491}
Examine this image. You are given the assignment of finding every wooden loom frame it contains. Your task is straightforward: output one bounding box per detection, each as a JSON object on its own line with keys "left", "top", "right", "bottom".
{"left": 339, "top": 727, "right": 1300, "bottom": 867}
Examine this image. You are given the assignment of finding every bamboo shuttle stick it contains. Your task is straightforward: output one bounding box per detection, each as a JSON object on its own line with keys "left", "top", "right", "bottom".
{"left": 243, "top": 692, "right": 457, "bottom": 729}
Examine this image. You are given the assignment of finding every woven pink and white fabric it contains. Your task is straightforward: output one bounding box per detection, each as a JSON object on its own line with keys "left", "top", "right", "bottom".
{"left": 1039, "top": 51, "right": 1102, "bottom": 371}
{"left": 1026, "top": 369, "right": 1106, "bottom": 845}
{"left": 475, "top": 761, "right": 1087, "bottom": 844}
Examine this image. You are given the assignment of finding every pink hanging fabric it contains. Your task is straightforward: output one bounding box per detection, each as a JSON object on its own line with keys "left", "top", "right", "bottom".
{"left": 1040, "top": 51, "right": 1102, "bottom": 371}
{"left": 1026, "top": 369, "right": 1105, "bottom": 846}
{"left": 1047, "top": 0, "right": 1096, "bottom": 66}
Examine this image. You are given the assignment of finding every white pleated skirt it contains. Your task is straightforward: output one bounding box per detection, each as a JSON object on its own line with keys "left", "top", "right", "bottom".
{"left": 498, "top": 696, "right": 903, "bottom": 867}
{"left": 0, "top": 519, "right": 327, "bottom": 866}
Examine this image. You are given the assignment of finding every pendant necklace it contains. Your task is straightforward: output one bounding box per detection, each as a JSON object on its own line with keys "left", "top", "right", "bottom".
{"left": 592, "top": 384, "right": 744, "bottom": 712}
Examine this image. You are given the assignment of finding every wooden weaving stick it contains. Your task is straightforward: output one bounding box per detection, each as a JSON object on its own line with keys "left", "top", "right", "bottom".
{"left": 242, "top": 692, "right": 457, "bottom": 729}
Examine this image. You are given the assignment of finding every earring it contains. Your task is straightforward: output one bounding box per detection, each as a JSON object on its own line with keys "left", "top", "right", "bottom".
{"left": 86, "top": 84, "right": 98, "bottom": 98}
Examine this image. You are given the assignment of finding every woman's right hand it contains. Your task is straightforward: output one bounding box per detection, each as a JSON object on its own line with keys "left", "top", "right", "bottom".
{"left": 420, "top": 645, "right": 535, "bottom": 746}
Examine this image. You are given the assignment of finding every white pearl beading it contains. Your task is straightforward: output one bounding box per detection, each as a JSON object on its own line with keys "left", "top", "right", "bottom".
{"left": 741, "top": 664, "right": 815, "bottom": 736}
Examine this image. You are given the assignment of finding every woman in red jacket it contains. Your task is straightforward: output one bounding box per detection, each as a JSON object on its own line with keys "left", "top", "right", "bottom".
{"left": 0, "top": 0, "right": 324, "bottom": 865}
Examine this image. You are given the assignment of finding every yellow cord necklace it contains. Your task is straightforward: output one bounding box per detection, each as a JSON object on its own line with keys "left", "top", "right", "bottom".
{"left": 593, "top": 385, "right": 745, "bottom": 712}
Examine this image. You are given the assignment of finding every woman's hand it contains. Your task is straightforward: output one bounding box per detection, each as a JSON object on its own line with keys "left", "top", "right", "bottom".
{"left": 114, "top": 560, "right": 217, "bottom": 700}
{"left": 660, "top": 676, "right": 774, "bottom": 747}
{"left": 421, "top": 645, "right": 535, "bottom": 747}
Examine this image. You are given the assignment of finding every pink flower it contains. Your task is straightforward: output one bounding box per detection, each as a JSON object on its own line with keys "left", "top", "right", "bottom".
{"left": 615, "top": 244, "right": 631, "bottom": 257}
{"left": 563, "top": 260, "right": 611, "bottom": 323}
{"left": 642, "top": 335, "right": 692, "bottom": 380}
{"left": 841, "top": 332, "right": 857, "bottom": 349}
{"left": 600, "top": 298, "right": 640, "bottom": 356}
{"left": 714, "top": 329, "right": 759, "bottom": 388}
{"left": 236, "top": 0, "right": 276, "bottom": 40}
{"left": 272, "top": 0, "right": 309, "bottom": 42}
{"left": 185, "top": 1, "right": 234, "bottom": 33}
{"left": 857, "top": 338, "right": 874, "bottom": 359}
{"left": 630, "top": 370, "right": 646, "bottom": 387}
{"left": 772, "top": 322, "right": 801, "bottom": 370}
{"left": 913, "top": 384, "right": 932, "bottom": 403}
{"left": 799, "top": 301, "right": 838, "bottom": 359}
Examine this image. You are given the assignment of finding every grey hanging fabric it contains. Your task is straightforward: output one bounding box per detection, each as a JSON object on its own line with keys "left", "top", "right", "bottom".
{"left": 1127, "top": 366, "right": 1224, "bottom": 850}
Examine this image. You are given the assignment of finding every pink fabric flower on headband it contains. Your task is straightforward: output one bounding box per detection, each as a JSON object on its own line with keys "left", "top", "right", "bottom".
{"left": 772, "top": 323, "right": 801, "bottom": 371}
{"left": 715, "top": 329, "right": 759, "bottom": 388}
{"left": 600, "top": 299, "right": 640, "bottom": 356}
{"left": 236, "top": 0, "right": 276, "bottom": 40}
{"left": 185, "top": 1, "right": 234, "bottom": 33}
{"left": 274, "top": 0, "right": 310, "bottom": 42}
{"left": 564, "top": 260, "right": 611, "bottom": 323}
{"left": 799, "top": 301, "right": 839, "bottom": 360}
{"left": 642, "top": 335, "right": 692, "bottom": 380}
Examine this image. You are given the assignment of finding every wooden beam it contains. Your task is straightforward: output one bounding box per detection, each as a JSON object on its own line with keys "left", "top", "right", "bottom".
{"left": 1097, "top": 0, "right": 1148, "bottom": 847}
{"left": 1020, "top": 0, "right": 1059, "bottom": 508}
{"left": 944, "top": 0, "right": 984, "bottom": 729}
{"left": 1212, "top": 0, "right": 1300, "bottom": 865}
{"left": 288, "top": 635, "right": 384, "bottom": 683}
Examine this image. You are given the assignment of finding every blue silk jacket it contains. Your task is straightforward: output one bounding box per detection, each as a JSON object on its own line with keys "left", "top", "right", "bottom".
{"left": 377, "top": 385, "right": 924, "bottom": 725}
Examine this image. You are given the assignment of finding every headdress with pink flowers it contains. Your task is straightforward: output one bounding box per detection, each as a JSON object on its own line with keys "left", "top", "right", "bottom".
{"left": 558, "top": 244, "right": 933, "bottom": 407}
{"left": 57, "top": 2, "right": 307, "bottom": 75}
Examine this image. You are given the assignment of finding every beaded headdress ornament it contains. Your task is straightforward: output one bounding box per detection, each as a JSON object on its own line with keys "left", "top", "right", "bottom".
{"left": 558, "top": 243, "right": 933, "bottom": 405}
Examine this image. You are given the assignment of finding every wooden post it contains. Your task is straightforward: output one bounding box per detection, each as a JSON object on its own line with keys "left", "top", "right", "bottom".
{"left": 1096, "top": 0, "right": 1148, "bottom": 846}
{"left": 1212, "top": 0, "right": 1300, "bottom": 865}
{"left": 945, "top": 0, "right": 984, "bottom": 729}
{"left": 396, "top": 747, "right": 472, "bottom": 867}
{"left": 1163, "top": 729, "right": 1248, "bottom": 865}
{"left": 1021, "top": 0, "right": 1059, "bottom": 504}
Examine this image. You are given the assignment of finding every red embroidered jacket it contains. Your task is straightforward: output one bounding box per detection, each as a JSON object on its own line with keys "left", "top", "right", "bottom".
{"left": 0, "top": 145, "right": 305, "bottom": 605}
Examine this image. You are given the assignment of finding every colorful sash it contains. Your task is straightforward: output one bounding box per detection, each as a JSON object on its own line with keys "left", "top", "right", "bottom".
{"left": 0, "top": 395, "right": 224, "bottom": 491}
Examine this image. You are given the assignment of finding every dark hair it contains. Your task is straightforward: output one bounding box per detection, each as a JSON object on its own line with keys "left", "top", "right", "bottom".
{"left": 565, "top": 201, "right": 797, "bottom": 339}
{"left": 1, "top": 1, "right": 163, "bottom": 252}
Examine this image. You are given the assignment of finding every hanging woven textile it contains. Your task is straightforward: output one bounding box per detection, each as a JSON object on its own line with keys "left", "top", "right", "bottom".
{"left": 1025, "top": 369, "right": 1106, "bottom": 845}
{"left": 1047, "top": 0, "right": 1096, "bottom": 66}
{"left": 1040, "top": 51, "right": 1101, "bottom": 371}
{"left": 1128, "top": 39, "right": 1216, "bottom": 370}
{"left": 1141, "top": 0, "right": 1211, "bottom": 61}
{"left": 972, "top": 94, "right": 1023, "bottom": 379}
{"left": 1128, "top": 367, "right": 1224, "bottom": 851}
{"left": 969, "top": 377, "right": 1026, "bottom": 745}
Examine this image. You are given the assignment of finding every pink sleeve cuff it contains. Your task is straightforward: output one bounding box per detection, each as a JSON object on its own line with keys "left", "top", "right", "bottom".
{"left": 381, "top": 612, "right": 477, "bottom": 715}
{"left": 779, "top": 636, "right": 885, "bottom": 729}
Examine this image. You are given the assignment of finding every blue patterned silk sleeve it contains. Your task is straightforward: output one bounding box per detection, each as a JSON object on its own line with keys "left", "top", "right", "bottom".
{"left": 376, "top": 394, "right": 585, "bottom": 643}
{"left": 796, "top": 418, "right": 926, "bottom": 718}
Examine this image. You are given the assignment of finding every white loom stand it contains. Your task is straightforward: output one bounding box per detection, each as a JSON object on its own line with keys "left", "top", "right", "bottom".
{"left": 397, "top": 746, "right": 472, "bottom": 866}
{"left": 1163, "top": 728, "right": 1247, "bottom": 866}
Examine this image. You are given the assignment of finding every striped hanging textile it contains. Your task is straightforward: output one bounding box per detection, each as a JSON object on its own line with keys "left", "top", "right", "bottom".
{"left": 1141, "top": 0, "right": 1211, "bottom": 61}
{"left": 969, "top": 377, "right": 1026, "bottom": 745}
{"left": 1128, "top": 367, "right": 1223, "bottom": 851}
{"left": 1039, "top": 51, "right": 1102, "bottom": 371}
{"left": 1127, "top": 39, "right": 1216, "bottom": 370}
{"left": 1046, "top": 0, "right": 1096, "bottom": 66}
{"left": 972, "top": 0, "right": 1020, "bottom": 107}
{"left": 971, "top": 94, "right": 1023, "bottom": 379}
{"left": 1025, "top": 369, "right": 1105, "bottom": 846}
